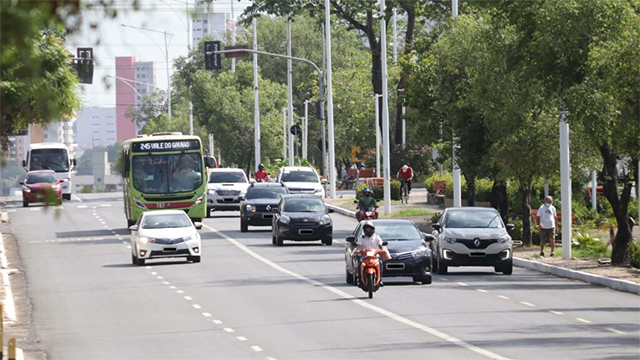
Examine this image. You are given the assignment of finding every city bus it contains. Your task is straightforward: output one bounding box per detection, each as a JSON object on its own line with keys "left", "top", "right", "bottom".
{"left": 23, "top": 142, "right": 76, "bottom": 200}
{"left": 121, "top": 133, "right": 213, "bottom": 226}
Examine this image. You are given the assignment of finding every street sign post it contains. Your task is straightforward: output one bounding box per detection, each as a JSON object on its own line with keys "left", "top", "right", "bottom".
{"left": 290, "top": 125, "right": 301, "bottom": 136}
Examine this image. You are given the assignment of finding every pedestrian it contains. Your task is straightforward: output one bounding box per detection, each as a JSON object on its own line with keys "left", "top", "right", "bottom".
{"left": 536, "top": 196, "right": 557, "bottom": 257}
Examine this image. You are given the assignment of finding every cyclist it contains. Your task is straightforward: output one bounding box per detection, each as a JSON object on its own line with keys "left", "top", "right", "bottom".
{"left": 396, "top": 164, "right": 414, "bottom": 194}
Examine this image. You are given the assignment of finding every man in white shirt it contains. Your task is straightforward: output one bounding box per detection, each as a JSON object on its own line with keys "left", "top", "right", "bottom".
{"left": 355, "top": 221, "right": 386, "bottom": 285}
{"left": 536, "top": 196, "right": 557, "bottom": 257}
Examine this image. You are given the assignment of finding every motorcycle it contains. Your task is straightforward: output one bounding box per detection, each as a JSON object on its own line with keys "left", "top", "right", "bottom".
{"left": 357, "top": 241, "right": 388, "bottom": 299}
{"left": 354, "top": 201, "right": 379, "bottom": 221}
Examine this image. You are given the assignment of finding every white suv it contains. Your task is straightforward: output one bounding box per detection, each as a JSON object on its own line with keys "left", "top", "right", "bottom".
{"left": 431, "top": 207, "right": 514, "bottom": 275}
{"left": 276, "top": 166, "right": 325, "bottom": 197}
{"left": 207, "top": 168, "right": 249, "bottom": 215}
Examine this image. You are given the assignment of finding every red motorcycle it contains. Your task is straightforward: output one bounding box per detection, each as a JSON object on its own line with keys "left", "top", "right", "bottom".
{"left": 358, "top": 241, "right": 388, "bottom": 299}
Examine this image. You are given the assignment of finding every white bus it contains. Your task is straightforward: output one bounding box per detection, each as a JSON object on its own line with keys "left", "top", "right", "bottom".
{"left": 23, "top": 143, "right": 76, "bottom": 200}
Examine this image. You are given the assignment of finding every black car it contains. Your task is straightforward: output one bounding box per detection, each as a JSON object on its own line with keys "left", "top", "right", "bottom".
{"left": 272, "top": 194, "right": 334, "bottom": 246}
{"left": 344, "top": 220, "right": 435, "bottom": 285}
{"left": 240, "top": 183, "right": 289, "bottom": 232}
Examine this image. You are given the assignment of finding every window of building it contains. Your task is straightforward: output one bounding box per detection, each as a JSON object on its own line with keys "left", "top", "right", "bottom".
{"left": 136, "top": 74, "right": 140, "bottom": 78}
{"left": 203, "top": 20, "right": 208, "bottom": 24}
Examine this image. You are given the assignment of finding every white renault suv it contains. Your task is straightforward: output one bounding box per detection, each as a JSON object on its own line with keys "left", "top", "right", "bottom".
{"left": 276, "top": 166, "right": 325, "bottom": 197}
{"left": 207, "top": 168, "right": 249, "bottom": 215}
{"left": 431, "top": 207, "right": 514, "bottom": 275}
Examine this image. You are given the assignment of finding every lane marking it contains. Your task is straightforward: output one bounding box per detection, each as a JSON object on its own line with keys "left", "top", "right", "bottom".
{"left": 202, "top": 223, "right": 511, "bottom": 360}
{"left": 520, "top": 302, "right": 536, "bottom": 307}
{"left": 72, "top": 194, "right": 83, "bottom": 202}
{"left": 237, "top": 336, "right": 247, "bottom": 341}
{"left": 438, "top": 278, "right": 449, "bottom": 281}
{"left": 101, "top": 204, "right": 112, "bottom": 207}
{"left": 192, "top": 304, "right": 201, "bottom": 309}
{"left": 576, "top": 318, "right": 592, "bottom": 324}
{"left": 177, "top": 290, "right": 184, "bottom": 294}
{"left": 497, "top": 295, "right": 510, "bottom": 300}
{"left": 606, "top": 328, "right": 626, "bottom": 334}
{"left": 213, "top": 320, "right": 222, "bottom": 325}
{"left": 0, "top": 233, "right": 17, "bottom": 323}
{"left": 162, "top": 282, "right": 170, "bottom": 285}
{"left": 157, "top": 276, "right": 163, "bottom": 279}
{"left": 30, "top": 208, "right": 40, "bottom": 211}
{"left": 184, "top": 296, "right": 193, "bottom": 301}
{"left": 151, "top": 272, "right": 157, "bottom": 275}
{"left": 202, "top": 313, "right": 212, "bottom": 317}
{"left": 126, "top": 246, "right": 131, "bottom": 249}
{"left": 101, "top": 221, "right": 106, "bottom": 225}
{"left": 457, "top": 282, "right": 468, "bottom": 287}
{"left": 251, "top": 346, "right": 263, "bottom": 352}
{"left": 477, "top": 289, "right": 488, "bottom": 293}
{"left": 224, "top": 328, "right": 235, "bottom": 333}
{"left": 549, "top": 310, "right": 564, "bottom": 315}
{"left": 78, "top": 205, "right": 88, "bottom": 209}
{"left": 169, "top": 286, "right": 176, "bottom": 289}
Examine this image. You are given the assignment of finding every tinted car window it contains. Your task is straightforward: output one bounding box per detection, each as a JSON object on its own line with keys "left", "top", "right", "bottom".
{"left": 444, "top": 210, "right": 503, "bottom": 228}
{"left": 357, "top": 223, "right": 422, "bottom": 241}
{"left": 246, "top": 187, "right": 288, "bottom": 199}
{"left": 26, "top": 173, "right": 57, "bottom": 184}
{"left": 209, "top": 171, "right": 247, "bottom": 183}
{"left": 280, "top": 170, "right": 318, "bottom": 183}
{"left": 142, "top": 214, "right": 192, "bottom": 229}
{"left": 283, "top": 198, "right": 325, "bottom": 212}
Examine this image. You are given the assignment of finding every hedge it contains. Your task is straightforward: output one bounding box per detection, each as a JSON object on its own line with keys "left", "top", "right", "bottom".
{"left": 356, "top": 181, "right": 401, "bottom": 201}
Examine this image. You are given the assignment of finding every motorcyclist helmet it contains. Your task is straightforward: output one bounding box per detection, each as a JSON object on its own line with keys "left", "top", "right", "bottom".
{"left": 362, "top": 220, "right": 375, "bottom": 231}
{"left": 258, "top": 163, "right": 264, "bottom": 170}
{"left": 363, "top": 187, "right": 372, "bottom": 195}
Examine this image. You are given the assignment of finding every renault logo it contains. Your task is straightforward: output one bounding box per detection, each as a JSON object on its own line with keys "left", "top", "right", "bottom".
{"left": 474, "top": 238, "right": 481, "bottom": 247}
{"left": 266, "top": 205, "right": 271, "bottom": 211}
{"left": 303, "top": 218, "right": 309, "bottom": 222}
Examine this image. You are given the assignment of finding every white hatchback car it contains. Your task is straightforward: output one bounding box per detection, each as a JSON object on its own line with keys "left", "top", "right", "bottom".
{"left": 207, "top": 168, "right": 249, "bottom": 215}
{"left": 129, "top": 210, "right": 202, "bottom": 266}
{"left": 276, "top": 166, "right": 325, "bottom": 197}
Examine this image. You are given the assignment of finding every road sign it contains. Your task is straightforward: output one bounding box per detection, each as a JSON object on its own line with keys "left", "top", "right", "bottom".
{"left": 204, "top": 41, "right": 221, "bottom": 70}
{"left": 290, "top": 125, "right": 301, "bottom": 136}
{"left": 224, "top": 45, "right": 249, "bottom": 58}
{"left": 72, "top": 47, "right": 94, "bottom": 84}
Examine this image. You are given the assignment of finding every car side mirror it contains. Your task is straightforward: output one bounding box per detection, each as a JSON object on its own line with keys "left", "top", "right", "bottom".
{"left": 19, "top": 181, "right": 24, "bottom": 185}
{"left": 327, "top": 208, "right": 335, "bottom": 213}
{"left": 194, "top": 222, "right": 203, "bottom": 230}
{"left": 423, "top": 233, "right": 436, "bottom": 242}
{"left": 382, "top": 241, "right": 388, "bottom": 246}
{"left": 353, "top": 200, "right": 358, "bottom": 204}
{"left": 128, "top": 225, "right": 138, "bottom": 231}
{"left": 431, "top": 223, "right": 441, "bottom": 231}
{"left": 72, "top": 158, "right": 77, "bottom": 167}
{"left": 346, "top": 236, "right": 356, "bottom": 243}
{"left": 506, "top": 223, "right": 515, "bottom": 232}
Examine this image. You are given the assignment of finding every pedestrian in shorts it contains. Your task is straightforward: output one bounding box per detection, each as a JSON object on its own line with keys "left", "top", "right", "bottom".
{"left": 536, "top": 196, "right": 557, "bottom": 257}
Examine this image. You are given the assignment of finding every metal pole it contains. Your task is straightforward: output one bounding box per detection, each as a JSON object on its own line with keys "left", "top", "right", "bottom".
{"left": 231, "top": 0, "right": 236, "bottom": 73}
{"left": 374, "top": 94, "right": 381, "bottom": 177}
{"left": 209, "top": 134, "right": 214, "bottom": 157}
{"left": 544, "top": 177, "right": 549, "bottom": 198}
{"left": 187, "top": 1, "right": 193, "bottom": 135}
{"left": 560, "top": 107, "right": 572, "bottom": 260}
{"left": 380, "top": 0, "right": 391, "bottom": 214}
{"left": 591, "top": 170, "right": 597, "bottom": 210}
{"left": 452, "top": 0, "right": 461, "bottom": 207}
{"left": 287, "top": 17, "right": 294, "bottom": 166}
{"left": 282, "top": 108, "right": 287, "bottom": 160}
{"left": 303, "top": 101, "right": 309, "bottom": 159}
{"left": 392, "top": 8, "right": 398, "bottom": 62}
{"left": 322, "top": 118, "right": 327, "bottom": 177}
{"left": 253, "top": 17, "right": 260, "bottom": 171}
{"left": 321, "top": 22, "right": 327, "bottom": 177}
{"left": 164, "top": 31, "right": 172, "bottom": 120}
{"left": 325, "top": 0, "right": 336, "bottom": 198}
{"left": 402, "top": 105, "right": 406, "bottom": 149}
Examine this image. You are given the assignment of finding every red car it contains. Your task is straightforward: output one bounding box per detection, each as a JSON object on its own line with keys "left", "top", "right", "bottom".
{"left": 20, "top": 170, "right": 64, "bottom": 207}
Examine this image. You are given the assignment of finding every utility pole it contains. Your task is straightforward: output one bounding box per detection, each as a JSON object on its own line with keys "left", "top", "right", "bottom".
{"left": 374, "top": 94, "right": 382, "bottom": 177}
{"left": 253, "top": 17, "right": 260, "bottom": 171}
{"left": 392, "top": 8, "right": 398, "bottom": 62}
{"left": 209, "top": 134, "right": 214, "bottom": 157}
{"left": 287, "top": 16, "right": 294, "bottom": 166}
{"left": 231, "top": 0, "right": 236, "bottom": 73}
{"left": 321, "top": 22, "right": 327, "bottom": 178}
{"left": 452, "top": 0, "right": 461, "bottom": 207}
{"left": 325, "top": 0, "right": 336, "bottom": 198}
{"left": 380, "top": 0, "right": 391, "bottom": 215}
{"left": 282, "top": 107, "right": 287, "bottom": 160}
{"left": 559, "top": 105, "right": 572, "bottom": 260}
{"left": 303, "top": 100, "right": 310, "bottom": 159}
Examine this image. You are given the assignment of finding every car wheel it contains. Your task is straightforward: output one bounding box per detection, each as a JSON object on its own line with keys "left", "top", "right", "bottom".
{"left": 189, "top": 256, "right": 201, "bottom": 263}
{"left": 437, "top": 260, "right": 448, "bottom": 275}
{"left": 322, "top": 237, "right": 332, "bottom": 246}
{"left": 131, "top": 253, "right": 138, "bottom": 265}
{"left": 206, "top": 209, "right": 211, "bottom": 218}
{"left": 421, "top": 275, "right": 432, "bottom": 285}
{"left": 22, "top": 201, "right": 28, "bottom": 208}
{"left": 240, "top": 219, "right": 248, "bottom": 232}
{"left": 127, "top": 219, "right": 135, "bottom": 228}
{"left": 346, "top": 269, "right": 354, "bottom": 284}
{"left": 272, "top": 235, "right": 277, "bottom": 245}
{"left": 63, "top": 194, "right": 71, "bottom": 201}
{"left": 136, "top": 257, "right": 145, "bottom": 266}
{"left": 502, "top": 261, "right": 513, "bottom": 275}
{"left": 276, "top": 236, "right": 283, "bottom": 246}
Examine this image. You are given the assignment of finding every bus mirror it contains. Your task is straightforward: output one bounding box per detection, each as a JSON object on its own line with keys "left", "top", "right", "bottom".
{"left": 72, "top": 159, "right": 77, "bottom": 167}
{"left": 22, "top": 160, "right": 26, "bottom": 168}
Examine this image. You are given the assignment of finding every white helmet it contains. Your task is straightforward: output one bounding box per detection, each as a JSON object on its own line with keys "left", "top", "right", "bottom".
{"left": 362, "top": 220, "right": 375, "bottom": 231}
{"left": 403, "top": 165, "right": 409, "bottom": 171}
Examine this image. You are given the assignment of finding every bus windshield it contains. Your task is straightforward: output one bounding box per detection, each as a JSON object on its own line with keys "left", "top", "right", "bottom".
{"left": 132, "top": 153, "right": 203, "bottom": 194}
{"left": 29, "top": 149, "right": 69, "bottom": 172}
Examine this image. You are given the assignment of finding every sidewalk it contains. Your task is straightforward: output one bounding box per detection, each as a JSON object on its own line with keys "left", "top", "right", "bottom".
{"left": 325, "top": 194, "right": 640, "bottom": 295}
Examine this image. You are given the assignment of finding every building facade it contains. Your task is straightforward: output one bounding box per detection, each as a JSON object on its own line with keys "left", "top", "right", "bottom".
{"left": 115, "top": 56, "right": 136, "bottom": 142}
{"left": 75, "top": 107, "right": 117, "bottom": 154}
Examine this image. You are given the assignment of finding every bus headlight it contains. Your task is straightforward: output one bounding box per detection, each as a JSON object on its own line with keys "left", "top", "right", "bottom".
{"left": 133, "top": 196, "right": 147, "bottom": 209}
{"left": 193, "top": 193, "right": 205, "bottom": 207}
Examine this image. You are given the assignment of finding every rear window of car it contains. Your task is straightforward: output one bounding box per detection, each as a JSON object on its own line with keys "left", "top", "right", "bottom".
{"left": 443, "top": 210, "right": 503, "bottom": 229}
{"left": 283, "top": 198, "right": 325, "bottom": 212}
{"left": 280, "top": 170, "right": 318, "bottom": 183}
{"left": 246, "top": 187, "right": 288, "bottom": 199}
{"left": 26, "top": 173, "right": 57, "bottom": 184}
{"left": 209, "top": 171, "right": 247, "bottom": 183}
{"left": 142, "top": 214, "right": 192, "bottom": 229}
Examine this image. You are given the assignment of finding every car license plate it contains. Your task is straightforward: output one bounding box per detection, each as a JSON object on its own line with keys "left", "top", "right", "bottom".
{"left": 163, "top": 247, "right": 177, "bottom": 252}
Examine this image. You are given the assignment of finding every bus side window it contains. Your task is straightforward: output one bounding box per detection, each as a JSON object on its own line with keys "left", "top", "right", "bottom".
{"left": 124, "top": 150, "right": 130, "bottom": 177}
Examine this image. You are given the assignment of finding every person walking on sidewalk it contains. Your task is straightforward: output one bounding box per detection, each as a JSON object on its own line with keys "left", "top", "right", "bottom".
{"left": 536, "top": 196, "right": 557, "bottom": 257}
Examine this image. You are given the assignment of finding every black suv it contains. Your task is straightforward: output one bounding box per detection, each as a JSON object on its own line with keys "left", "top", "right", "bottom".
{"left": 240, "top": 183, "right": 289, "bottom": 232}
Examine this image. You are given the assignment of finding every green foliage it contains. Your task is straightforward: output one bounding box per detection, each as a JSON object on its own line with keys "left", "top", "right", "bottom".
{"left": 572, "top": 232, "right": 610, "bottom": 258}
{"left": 430, "top": 212, "right": 442, "bottom": 224}
{"left": 629, "top": 240, "right": 640, "bottom": 269}
{"left": 80, "top": 185, "right": 93, "bottom": 194}
{"left": 355, "top": 181, "right": 401, "bottom": 201}
{"left": 261, "top": 158, "right": 315, "bottom": 179}
{"left": 381, "top": 209, "right": 434, "bottom": 218}
{"left": 509, "top": 218, "right": 541, "bottom": 244}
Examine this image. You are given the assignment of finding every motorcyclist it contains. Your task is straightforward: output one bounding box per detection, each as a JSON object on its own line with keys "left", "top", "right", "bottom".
{"left": 396, "top": 164, "right": 414, "bottom": 194}
{"left": 355, "top": 220, "right": 385, "bottom": 285}
{"left": 356, "top": 187, "right": 378, "bottom": 221}
{"left": 254, "top": 163, "right": 271, "bottom": 182}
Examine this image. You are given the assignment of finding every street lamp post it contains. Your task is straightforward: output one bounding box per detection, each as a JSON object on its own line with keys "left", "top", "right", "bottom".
{"left": 380, "top": 0, "right": 391, "bottom": 215}
{"left": 121, "top": 24, "right": 173, "bottom": 120}
{"left": 303, "top": 100, "right": 310, "bottom": 159}
{"left": 325, "top": 0, "right": 336, "bottom": 198}
{"left": 451, "top": 0, "right": 462, "bottom": 207}
{"left": 287, "top": 17, "right": 294, "bottom": 166}
{"left": 282, "top": 107, "right": 288, "bottom": 160}
{"left": 374, "top": 94, "right": 382, "bottom": 177}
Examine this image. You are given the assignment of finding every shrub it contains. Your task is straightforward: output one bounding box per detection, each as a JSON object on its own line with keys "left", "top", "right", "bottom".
{"left": 509, "top": 217, "right": 541, "bottom": 244}
{"left": 629, "top": 240, "right": 640, "bottom": 269}
{"left": 572, "top": 232, "right": 609, "bottom": 258}
{"left": 430, "top": 212, "right": 442, "bottom": 224}
{"left": 355, "top": 181, "right": 401, "bottom": 201}
{"left": 474, "top": 178, "right": 493, "bottom": 203}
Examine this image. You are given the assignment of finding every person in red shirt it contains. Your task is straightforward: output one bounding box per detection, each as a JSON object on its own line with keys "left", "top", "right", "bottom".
{"left": 396, "top": 164, "right": 414, "bottom": 194}
{"left": 254, "top": 163, "right": 271, "bottom": 182}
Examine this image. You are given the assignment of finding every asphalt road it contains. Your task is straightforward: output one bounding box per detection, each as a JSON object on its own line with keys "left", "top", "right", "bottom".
{"left": 3, "top": 193, "right": 639, "bottom": 360}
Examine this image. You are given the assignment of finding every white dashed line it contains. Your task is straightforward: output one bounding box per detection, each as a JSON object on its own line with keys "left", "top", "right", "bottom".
{"left": 576, "top": 318, "right": 592, "bottom": 324}
{"left": 78, "top": 205, "right": 88, "bottom": 209}
{"left": 169, "top": 286, "right": 176, "bottom": 289}
{"left": 438, "top": 278, "right": 449, "bottom": 281}
{"left": 157, "top": 276, "right": 163, "bottom": 279}
{"left": 202, "top": 313, "right": 212, "bottom": 317}
{"left": 213, "top": 320, "right": 222, "bottom": 325}
{"left": 101, "top": 204, "right": 112, "bottom": 207}
{"left": 520, "top": 302, "right": 536, "bottom": 307}
{"left": 606, "top": 328, "right": 626, "bottom": 334}
{"left": 477, "top": 289, "right": 488, "bottom": 293}
{"left": 266, "top": 357, "right": 278, "bottom": 360}
{"left": 177, "top": 290, "right": 184, "bottom": 294}
{"left": 126, "top": 246, "right": 131, "bottom": 249}
{"left": 223, "top": 328, "right": 234, "bottom": 333}
{"left": 101, "top": 221, "right": 106, "bottom": 225}
{"left": 162, "top": 281, "right": 170, "bottom": 285}
{"left": 549, "top": 310, "right": 564, "bottom": 315}
{"left": 457, "top": 282, "right": 468, "bottom": 287}
{"left": 236, "top": 336, "right": 247, "bottom": 341}
{"left": 251, "top": 346, "right": 263, "bottom": 352}
{"left": 6, "top": 210, "right": 15, "bottom": 213}
{"left": 30, "top": 208, "right": 39, "bottom": 211}
{"left": 151, "top": 272, "right": 157, "bottom": 275}
{"left": 497, "top": 295, "right": 510, "bottom": 300}
{"left": 72, "top": 194, "right": 83, "bottom": 202}
{"left": 184, "top": 296, "right": 193, "bottom": 301}
{"left": 145, "top": 266, "right": 152, "bottom": 269}
{"left": 192, "top": 304, "right": 201, "bottom": 309}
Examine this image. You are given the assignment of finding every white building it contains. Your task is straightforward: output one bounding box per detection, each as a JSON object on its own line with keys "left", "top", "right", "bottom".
{"left": 75, "top": 107, "right": 117, "bottom": 153}
{"left": 134, "top": 61, "right": 156, "bottom": 109}
{"left": 43, "top": 120, "right": 76, "bottom": 156}
{"left": 191, "top": 1, "right": 251, "bottom": 48}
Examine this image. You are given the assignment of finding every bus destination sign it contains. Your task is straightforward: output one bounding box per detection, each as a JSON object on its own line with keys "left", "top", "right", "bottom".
{"left": 132, "top": 140, "right": 200, "bottom": 152}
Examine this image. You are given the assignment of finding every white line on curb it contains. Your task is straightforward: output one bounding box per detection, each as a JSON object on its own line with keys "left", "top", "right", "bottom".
{"left": 72, "top": 194, "right": 83, "bottom": 202}
{"left": 0, "top": 232, "right": 17, "bottom": 323}
{"left": 606, "top": 327, "right": 625, "bottom": 334}
{"left": 576, "top": 318, "right": 592, "bottom": 324}
{"left": 549, "top": 310, "right": 564, "bottom": 315}
{"left": 520, "top": 302, "right": 536, "bottom": 307}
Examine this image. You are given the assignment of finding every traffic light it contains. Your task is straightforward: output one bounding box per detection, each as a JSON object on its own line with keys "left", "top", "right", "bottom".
{"left": 204, "top": 41, "right": 222, "bottom": 70}
{"left": 72, "top": 48, "right": 94, "bottom": 84}
{"left": 315, "top": 100, "right": 324, "bottom": 120}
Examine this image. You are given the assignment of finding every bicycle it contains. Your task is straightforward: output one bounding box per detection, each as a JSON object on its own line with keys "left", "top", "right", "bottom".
{"left": 400, "top": 179, "right": 410, "bottom": 204}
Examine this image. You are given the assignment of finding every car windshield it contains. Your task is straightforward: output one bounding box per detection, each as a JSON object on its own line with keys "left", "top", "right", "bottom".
{"left": 29, "top": 149, "right": 69, "bottom": 172}
{"left": 358, "top": 223, "right": 422, "bottom": 241}
{"left": 246, "top": 187, "right": 288, "bottom": 200}
{"left": 280, "top": 170, "right": 318, "bottom": 183}
{"left": 26, "top": 173, "right": 57, "bottom": 184}
{"left": 132, "top": 153, "right": 203, "bottom": 194}
{"left": 444, "top": 210, "right": 503, "bottom": 228}
{"left": 209, "top": 171, "right": 247, "bottom": 183}
{"left": 283, "top": 198, "right": 325, "bottom": 212}
{"left": 141, "top": 214, "right": 192, "bottom": 229}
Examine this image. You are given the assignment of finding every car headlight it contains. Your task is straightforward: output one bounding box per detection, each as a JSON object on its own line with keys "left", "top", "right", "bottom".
{"left": 139, "top": 236, "right": 155, "bottom": 244}
{"left": 313, "top": 188, "right": 323, "bottom": 194}
{"left": 412, "top": 247, "right": 430, "bottom": 258}
{"left": 133, "top": 196, "right": 147, "bottom": 209}
{"left": 443, "top": 235, "right": 457, "bottom": 244}
{"left": 319, "top": 214, "right": 331, "bottom": 225}
{"left": 280, "top": 214, "right": 291, "bottom": 224}
{"left": 193, "top": 192, "right": 205, "bottom": 206}
{"left": 245, "top": 204, "right": 256, "bottom": 213}
{"left": 498, "top": 235, "right": 511, "bottom": 244}
{"left": 52, "top": 184, "right": 61, "bottom": 190}
{"left": 208, "top": 189, "right": 216, "bottom": 195}
{"left": 22, "top": 186, "right": 31, "bottom": 193}
{"left": 183, "top": 233, "right": 200, "bottom": 242}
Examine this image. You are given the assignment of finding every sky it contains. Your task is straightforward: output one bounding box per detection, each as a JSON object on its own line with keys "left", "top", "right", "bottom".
{"left": 66, "top": 0, "right": 252, "bottom": 108}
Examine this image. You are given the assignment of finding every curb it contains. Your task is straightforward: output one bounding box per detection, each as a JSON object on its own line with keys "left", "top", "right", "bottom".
{"left": 325, "top": 203, "right": 640, "bottom": 295}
